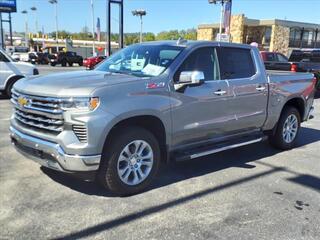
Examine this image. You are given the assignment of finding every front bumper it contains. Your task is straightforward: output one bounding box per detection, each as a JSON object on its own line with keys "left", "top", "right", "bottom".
{"left": 10, "top": 126, "right": 101, "bottom": 172}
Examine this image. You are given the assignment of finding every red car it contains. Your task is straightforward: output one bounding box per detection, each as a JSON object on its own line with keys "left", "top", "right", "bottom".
{"left": 83, "top": 56, "right": 106, "bottom": 69}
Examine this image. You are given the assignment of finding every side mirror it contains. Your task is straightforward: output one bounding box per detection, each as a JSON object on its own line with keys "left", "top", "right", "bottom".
{"left": 175, "top": 71, "right": 204, "bottom": 90}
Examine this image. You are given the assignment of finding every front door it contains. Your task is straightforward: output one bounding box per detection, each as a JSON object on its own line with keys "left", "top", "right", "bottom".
{"left": 0, "top": 51, "right": 20, "bottom": 89}
{"left": 170, "top": 47, "right": 231, "bottom": 147}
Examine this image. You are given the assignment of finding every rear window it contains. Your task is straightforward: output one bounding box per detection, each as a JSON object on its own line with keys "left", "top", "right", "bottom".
{"left": 218, "top": 47, "right": 256, "bottom": 79}
{"left": 289, "top": 50, "right": 320, "bottom": 63}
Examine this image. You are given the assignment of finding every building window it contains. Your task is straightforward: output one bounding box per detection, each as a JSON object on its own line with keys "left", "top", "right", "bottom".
{"left": 263, "top": 27, "right": 272, "bottom": 46}
{"left": 289, "top": 28, "right": 301, "bottom": 48}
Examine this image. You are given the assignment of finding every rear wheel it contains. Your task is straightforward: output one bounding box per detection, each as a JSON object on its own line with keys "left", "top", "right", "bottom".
{"left": 98, "top": 127, "right": 160, "bottom": 196}
{"left": 68, "top": 62, "right": 73, "bottom": 67}
{"left": 78, "top": 61, "right": 83, "bottom": 66}
{"left": 269, "top": 106, "right": 301, "bottom": 150}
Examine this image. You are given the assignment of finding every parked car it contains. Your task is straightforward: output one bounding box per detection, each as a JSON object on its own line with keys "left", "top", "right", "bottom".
{"left": 9, "top": 46, "right": 30, "bottom": 62}
{"left": 83, "top": 55, "right": 106, "bottom": 69}
{"left": 0, "top": 49, "right": 39, "bottom": 97}
{"left": 10, "top": 41, "right": 316, "bottom": 195}
{"left": 289, "top": 49, "right": 320, "bottom": 92}
{"left": 260, "top": 51, "right": 291, "bottom": 71}
{"left": 29, "top": 52, "right": 52, "bottom": 65}
{"left": 50, "top": 51, "right": 83, "bottom": 67}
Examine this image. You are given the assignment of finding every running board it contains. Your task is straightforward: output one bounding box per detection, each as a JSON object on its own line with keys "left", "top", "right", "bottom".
{"left": 174, "top": 136, "right": 266, "bottom": 161}
{"left": 190, "top": 138, "right": 264, "bottom": 159}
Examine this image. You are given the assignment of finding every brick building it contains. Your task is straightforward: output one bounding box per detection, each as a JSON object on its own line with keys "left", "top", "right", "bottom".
{"left": 197, "top": 14, "right": 320, "bottom": 56}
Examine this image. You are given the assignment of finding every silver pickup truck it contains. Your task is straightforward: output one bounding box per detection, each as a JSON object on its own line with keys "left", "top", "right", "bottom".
{"left": 10, "top": 41, "right": 316, "bottom": 195}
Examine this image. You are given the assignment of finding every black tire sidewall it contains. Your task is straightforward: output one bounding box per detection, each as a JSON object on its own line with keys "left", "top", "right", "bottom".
{"left": 98, "top": 127, "right": 161, "bottom": 195}
{"left": 6, "top": 81, "right": 15, "bottom": 97}
{"left": 271, "top": 107, "right": 301, "bottom": 150}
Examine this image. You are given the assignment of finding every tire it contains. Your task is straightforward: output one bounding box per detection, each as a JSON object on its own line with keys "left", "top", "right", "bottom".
{"left": 61, "top": 59, "right": 67, "bottom": 67}
{"left": 79, "top": 61, "right": 83, "bottom": 66}
{"left": 269, "top": 106, "right": 301, "bottom": 150}
{"left": 50, "top": 62, "right": 56, "bottom": 67}
{"left": 68, "top": 62, "right": 73, "bottom": 67}
{"left": 98, "top": 126, "right": 160, "bottom": 196}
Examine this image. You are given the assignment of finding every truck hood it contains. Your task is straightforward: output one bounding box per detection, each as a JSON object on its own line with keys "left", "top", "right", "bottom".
{"left": 14, "top": 70, "right": 141, "bottom": 97}
{"left": 13, "top": 61, "right": 35, "bottom": 76}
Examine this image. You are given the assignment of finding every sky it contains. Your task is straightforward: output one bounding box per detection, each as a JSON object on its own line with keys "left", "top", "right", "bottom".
{"left": 3, "top": 0, "right": 320, "bottom": 35}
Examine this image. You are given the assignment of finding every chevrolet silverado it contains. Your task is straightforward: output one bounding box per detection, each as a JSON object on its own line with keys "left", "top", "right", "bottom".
{"left": 10, "top": 41, "right": 316, "bottom": 195}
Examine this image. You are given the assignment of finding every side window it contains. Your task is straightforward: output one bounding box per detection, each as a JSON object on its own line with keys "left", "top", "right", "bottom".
{"left": 174, "top": 47, "right": 220, "bottom": 82}
{"left": 0, "top": 52, "right": 9, "bottom": 62}
{"left": 277, "top": 54, "right": 288, "bottom": 62}
{"left": 218, "top": 47, "right": 256, "bottom": 79}
{"left": 311, "top": 51, "right": 320, "bottom": 63}
{"left": 266, "top": 53, "right": 275, "bottom": 61}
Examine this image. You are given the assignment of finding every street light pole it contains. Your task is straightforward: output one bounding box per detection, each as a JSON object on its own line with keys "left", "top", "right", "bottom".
{"left": 132, "top": 9, "right": 146, "bottom": 43}
{"left": 31, "top": 7, "right": 39, "bottom": 51}
{"left": 219, "top": 2, "right": 224, "bottom": 36}
{"left": 21, "top": 10, "right": 29, "bottom": 48}
{"left": 208, "top": 0, "right": 230, "bottom": 41}
{"left": 49, "top": 0, "right": 59, "bottom": 53}
{"left": 91, "top": 0, "right": 96, "bottom": 56}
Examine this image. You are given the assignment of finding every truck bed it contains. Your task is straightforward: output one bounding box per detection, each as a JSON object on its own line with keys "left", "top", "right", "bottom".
{"left": 266, "top": 70, "right": 313, "bottom": 83}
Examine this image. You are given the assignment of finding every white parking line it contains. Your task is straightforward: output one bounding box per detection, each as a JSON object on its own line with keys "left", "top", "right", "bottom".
{"left": 0, "top": 118, "right": 10, "bottom": 121}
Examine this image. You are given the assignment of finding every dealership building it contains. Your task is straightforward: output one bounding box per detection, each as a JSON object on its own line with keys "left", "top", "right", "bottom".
{"left": 197, "top": 14, "right": 320, "bottom": 56}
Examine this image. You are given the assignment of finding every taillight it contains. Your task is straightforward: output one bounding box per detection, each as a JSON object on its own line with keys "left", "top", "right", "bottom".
{"left": 312, "top": 76, "right": 317, "bottom": 86}
{"left": 291, "top": 63, "right": 298, "bottom": 72}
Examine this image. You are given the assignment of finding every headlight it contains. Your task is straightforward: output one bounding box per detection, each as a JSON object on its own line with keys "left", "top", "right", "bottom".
{"left": 60, "top": 97, "right": 100, "bottom": 111}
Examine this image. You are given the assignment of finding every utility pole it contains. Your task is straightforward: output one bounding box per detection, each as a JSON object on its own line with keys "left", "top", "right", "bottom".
{"left": 0, "top": 13, "right": 4, "bottom": 49}
{"left": 49, "top": 0, "right": 59, "bottom": 53}
{"left": 91, "top": 0, "right": 96, "bottom": 56}
{"left": 132, "top": 9, "right": 146, "bottom": 43}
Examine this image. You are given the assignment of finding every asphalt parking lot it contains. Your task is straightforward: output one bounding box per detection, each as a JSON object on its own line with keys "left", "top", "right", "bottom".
{"left": 1, "top": 65, "right": 320, "bottom": 240}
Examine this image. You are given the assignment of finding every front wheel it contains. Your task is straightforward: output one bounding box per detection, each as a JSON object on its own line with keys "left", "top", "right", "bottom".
{"left": 269, "top": 106, "right": 301, "bottom": 150}
{"left": 98, "top": 127, "right": 160, "bottom": 196}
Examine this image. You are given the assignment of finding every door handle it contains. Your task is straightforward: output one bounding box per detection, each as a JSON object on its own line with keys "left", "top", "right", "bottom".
{"left": 256, "top": 86, "right": 266, "bottom": 91}
{"left": 213, "top": 90, "right": 227, "bottom": 96}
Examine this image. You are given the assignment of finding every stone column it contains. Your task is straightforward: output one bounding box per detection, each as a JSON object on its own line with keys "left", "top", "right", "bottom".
{"left": 197, "top": 27, "right": 215, "bottom": 41}
{"left": 269, "top": 25, "right": 290, "bottom": 56}
{"left": 230, "top": 14, "right": 245, "bottom": 43}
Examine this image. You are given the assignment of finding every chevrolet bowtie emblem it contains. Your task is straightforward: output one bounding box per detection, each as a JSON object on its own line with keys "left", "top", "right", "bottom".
{"left": 17, "top": 96, "right": 28, "bottom": 107}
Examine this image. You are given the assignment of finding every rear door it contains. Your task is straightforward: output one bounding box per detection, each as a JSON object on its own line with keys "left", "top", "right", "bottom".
{"left": 217, "top": 47, "right": 268, "bottom": 133}
{"left": 170, "top": 47, "right": 231, "bottom": 147}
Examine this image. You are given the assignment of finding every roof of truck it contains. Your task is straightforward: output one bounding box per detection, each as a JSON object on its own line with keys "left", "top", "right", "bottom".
{"left": 137, "top": 40, "right": 253, "bottom": 49}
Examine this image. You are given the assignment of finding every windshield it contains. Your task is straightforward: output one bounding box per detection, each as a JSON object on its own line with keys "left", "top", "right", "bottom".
{"left": 96, "top": 44, "right": 184, "bottom": 77}
{"left": 1, "top": 49, "right": 16, "bottom": 62}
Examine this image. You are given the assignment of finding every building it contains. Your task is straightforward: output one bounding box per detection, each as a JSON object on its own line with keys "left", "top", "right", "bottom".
{"left": 197, "top": 14, "right": 320, "bottom": 56}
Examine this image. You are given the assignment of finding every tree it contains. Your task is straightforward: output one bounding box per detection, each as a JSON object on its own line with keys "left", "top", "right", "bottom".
{"left": 144, "top": 32, "right": 155, "bottom": 41}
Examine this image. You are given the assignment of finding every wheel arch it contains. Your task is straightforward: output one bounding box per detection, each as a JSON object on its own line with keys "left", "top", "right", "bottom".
{"left": 103, "top": 115, "right": 169, "bottom": 163}
{"left": 281, "top": 97, "right": 305, "bottom": 121}
{"left": 5, "top": 74, "right": 25, "bottom": 93}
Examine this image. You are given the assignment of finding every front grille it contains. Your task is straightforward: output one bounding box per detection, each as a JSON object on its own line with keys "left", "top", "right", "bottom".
{"left": 11, "top": 89, "right": 64, "bottom": 134}
{"left": 72, "top": 125, "right": 88, "bottom": 143}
